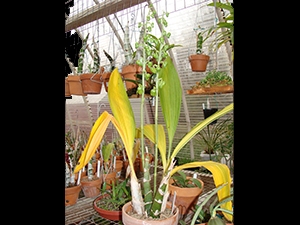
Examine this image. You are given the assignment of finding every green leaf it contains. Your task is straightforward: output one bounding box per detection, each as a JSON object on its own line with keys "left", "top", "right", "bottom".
{"left": 159, "top": 55, "right": 182, "bottom": 158}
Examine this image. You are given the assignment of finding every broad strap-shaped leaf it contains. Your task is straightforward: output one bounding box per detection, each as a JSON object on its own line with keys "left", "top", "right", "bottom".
{"left": 171, "top": 161, "right": 232, "bottom": 222}
{"left": 159, "top": 55, "right": 182, "bottom": 158}
{"left": 74, "top": 111, "right": 113, "bottom": 173}
{"left": 170, "top": 103, "right": 233, "bottom": 161}
{"left": 108, "top": 68, "right": 136, "bottom": 171}
{"left": 143, "top": 124, "right": 167, "bottom": 170}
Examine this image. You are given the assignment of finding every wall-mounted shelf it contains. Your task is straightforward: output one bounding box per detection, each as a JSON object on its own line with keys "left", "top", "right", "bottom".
{"left": 186, "top": 85, "right": 233, "bottom": 95}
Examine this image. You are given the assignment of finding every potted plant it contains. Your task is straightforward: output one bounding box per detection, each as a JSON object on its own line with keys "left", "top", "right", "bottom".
{"left": 196, "top": 117, "right": 233, "bottom": 163}
{"left": 100, "top": 140, "right": 117, "bottom": 190}
{"left": 190, "top": 182, "right": 233, "bottom": 225}
{"left": 205, "top": 2, "right": 234, "bottom": 62}
{"left": 73, "top": 4, "right": 233, "bottom": 224}
{"left": 79, "top": 35, "right": 104, "bottom": 94}
{"left": 101, "top": 49, "right": 116, "bottom": 92}
{"left": 187, "top": 70, "right": 233, "bottom": 95}
{"left": 168, "top": 170, "right": 204, "bottom": 216}
{"left": 65, "top": 129, "right": 88, "bottom": 206}
{"left": 188, "top": 31, "right": 210, "bottom": 72}
{"left": 93, "top": 178, "right": 131, "bottom": 221}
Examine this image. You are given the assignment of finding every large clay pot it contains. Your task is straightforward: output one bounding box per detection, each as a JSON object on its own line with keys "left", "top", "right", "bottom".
{"left": 102, "top": 171, "right": 117, "bottom": 190}
{"left": 65, "top": 184, "right": 81, "bottom": 206}
{"left": 80, "top": 175, "right": 102, "bottom": 198}
{"left": 67, "top": 75, "right": 86, "bottom": 96}
{"left": 122, "top": 201, "right": 179, "bottom": 225}
{"left": 168, "top": 177, "right": 204, "bottom": 215}
{"left": 188, "top": 54, "right": 210, "bottom": 72}
{"left": 80, "top": 73, "right": 102, "bottom": 94}
{"left": 114, "top": 160, "right": 123, "bottom": 179}
{"left": 121, "top": 64, "right": 140, "bottom": 90}
{"left": 65, "top": 78, "right": 71, "bottom": 97}
{"left": 101, "top": 72, "right": 111, "bottom": 92}
{"left": 93, "top": 194, "right": 122, "bottom": 221}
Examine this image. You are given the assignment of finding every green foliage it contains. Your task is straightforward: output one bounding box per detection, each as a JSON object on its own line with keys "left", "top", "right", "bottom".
{"left": 196, "top": 117, "right": 233, "bottom": 155}
{"left": 197, "top": 70, "right": 233, "bottom": 88}
{"left": 96, "top": 178, "right": 132, "bottom": 211}
{"left": 171, "top": 170, "right": 202, "bottom": 188}
{"left": 205, "top": 2, "right": 234, "bottom": 59}
{"left": 191, "top": 183, "right": 233, "bottom": 225}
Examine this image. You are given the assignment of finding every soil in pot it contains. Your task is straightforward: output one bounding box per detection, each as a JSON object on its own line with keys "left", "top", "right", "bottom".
{"left": 93, "top": 194, "right": 122, "bottom": 221}
{"left": 122, "top": 201, "right": 179, "bottom": 225}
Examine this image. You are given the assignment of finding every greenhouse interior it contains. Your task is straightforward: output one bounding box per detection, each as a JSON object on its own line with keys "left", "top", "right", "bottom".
{"left": 65, "top": 0, "right": 234, "bottom": 224}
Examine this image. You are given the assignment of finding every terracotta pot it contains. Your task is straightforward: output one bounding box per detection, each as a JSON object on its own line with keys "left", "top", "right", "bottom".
{"left": 93, "top": 194, "right": 122, "bottom": 221}
{"left": 80, "top": 73, "right": 102, "bottom": 94}
{"left": 67, "top": 75, "right": 86, "bottom": 96}
{"left": 65, "top": 184, "right": 81, "bottom": 206}
{"left": 74, "top": 170, "right": 87, "bottom": 181}
{"left": 139, "top": 153, "right": 154, "bottom": 172}
{"left": 168, "top": 177, "right": 204, "bottom": 215}
{"left": 188, "top": 54, "right": 210, "bottom": 72}
{"left": 122, "top": 201, "right": 179, "bottom": 225}
{"left": 114, "top": 160, "right": 123, "bottom": 179}
{"left": 102, "top": 171, "right": 117, "bottom": 190}
{"left": 123, "top": 159, "right": 140, "bottom": 175}
{"left": 101, "top": 72, "right": 111, "bottom": 92}
{"left": 65, "top": 78, "right": 71, "bottom": 97}
{"left": 80, "top": 176, "right": 102, "bottom": 198}
{"left": 121, "top": 64, "right": 139, "bottom": 90}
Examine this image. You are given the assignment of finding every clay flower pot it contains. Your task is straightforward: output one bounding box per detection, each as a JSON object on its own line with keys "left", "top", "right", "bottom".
{"left": 80, "top": 73, "right": 102, "bottom": 94}
{"left": 188, "top": 54, "right": 210, "bottom": 72}
{"left": 168, "top": 177, "right": 204, "bottom": 215}
{"left": 93, "top": 194, "right": 122, "bottom": 221}
{"left": 67, "top": 75, "right": 86, "bottom": 96}
{"left": 65, "top": 184, "right": 81, "bottom": 206}
{"left": 122, "top": 201, "right": 179, "bottom": 225}
{"left": 80, "top": 175, "right": 102, "bottom": 198}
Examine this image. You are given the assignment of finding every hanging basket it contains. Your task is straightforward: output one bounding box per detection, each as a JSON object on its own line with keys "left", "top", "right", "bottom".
{"left": 188, "top": 54, "right": 210, "bottom": 72}
{"left": 80, "top": 73, "right": 102, "bottom": 94}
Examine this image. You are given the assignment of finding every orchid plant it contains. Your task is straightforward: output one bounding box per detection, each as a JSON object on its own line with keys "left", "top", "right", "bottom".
{"left": 74, "top": 4, "right": 233, "bottom": 222}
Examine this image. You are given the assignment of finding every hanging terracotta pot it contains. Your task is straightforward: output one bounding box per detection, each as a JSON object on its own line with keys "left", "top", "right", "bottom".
{"left": 122, "top": 201, "right": 179, "bottom": 225}
{"left": 67, "top": 75, "right": 86, "bottom": 96}
{"left": 188, "top": 54, "right": 210, "bottom": 72}
{"left": 65, "top": 78, "right": 71, "bottom": 97}
{"left": 121, "top": 64, "right": 140, "bottom": 91}
{"left": 80, "top": 175, "right": 102, "bottom": 198}
{"left": 93, "top": 194, "right": 122, "bottom": 221}
{"left": 80, "top": 73, "right": 102, "bottom": 94}
{"left": 65, "top": 184, "right": 81, "bottom": 206}
{"left": 168, "top": 177, "right": 204, "bottom": 215}
{"left": 101, "top": 72, "right": 111, "bottom": 92}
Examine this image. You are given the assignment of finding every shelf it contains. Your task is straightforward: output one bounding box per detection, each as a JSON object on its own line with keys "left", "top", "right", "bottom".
{"left": 186, "top": 85, "right": 233, "bottom": 95}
